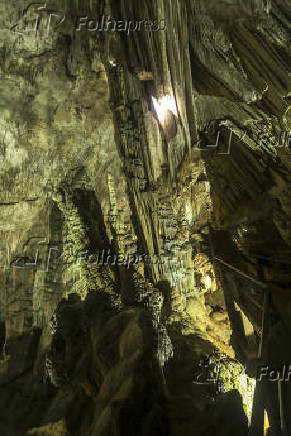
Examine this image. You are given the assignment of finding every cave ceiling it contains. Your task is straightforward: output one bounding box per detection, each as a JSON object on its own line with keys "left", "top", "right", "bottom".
{"left": 0, "top": 1, "right": 290, "bottom": 435}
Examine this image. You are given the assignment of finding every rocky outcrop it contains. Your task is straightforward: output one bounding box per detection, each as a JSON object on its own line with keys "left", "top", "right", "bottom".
{"left": 0, "top": 0, "right": 290, "bottom": 434}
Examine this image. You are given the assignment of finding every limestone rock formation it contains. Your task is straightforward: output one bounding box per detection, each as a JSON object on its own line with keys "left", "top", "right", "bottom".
{"left": 0, "top": 0, "right": 290, "bottom": 435}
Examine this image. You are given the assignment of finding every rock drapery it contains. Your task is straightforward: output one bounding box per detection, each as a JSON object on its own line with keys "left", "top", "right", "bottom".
{"left": 0, "top": 0, "right": 290, "bottom": 435}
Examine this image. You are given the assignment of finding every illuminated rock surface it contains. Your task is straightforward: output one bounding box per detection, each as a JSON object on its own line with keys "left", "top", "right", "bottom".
{"left": 0, "top": 0, "right": 290, "bottom": 435}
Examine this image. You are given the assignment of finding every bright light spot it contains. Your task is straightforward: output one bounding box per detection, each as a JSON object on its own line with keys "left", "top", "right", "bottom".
{"left": 205, "top": 275, "right": 212, "bottom": 287}
{"left": 185, "top": 202, "right": 192, "bottom": 224}
{"left": 218, "top": 360, "right": 256, "bottom": 424}
{"left": 237, "top": 374, "right": 256, "bottom": 424}
{"left": 264, "top": 410, "right": 270, "bottom": 435}
{"left": 152, "top": 95, "right": 178, "bottom": 123}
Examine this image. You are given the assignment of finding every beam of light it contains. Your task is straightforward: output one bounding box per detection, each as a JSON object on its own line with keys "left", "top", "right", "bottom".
{"left": 152, "top": 95, "right": 178, "bottom": 123}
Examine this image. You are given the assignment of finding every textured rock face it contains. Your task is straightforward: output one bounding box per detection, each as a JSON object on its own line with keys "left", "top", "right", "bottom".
{"left": 0, "top": 0, "right": 290, "bottom": 435}
{"left": 0, "top": 291, "right": 248, "bottom": 436}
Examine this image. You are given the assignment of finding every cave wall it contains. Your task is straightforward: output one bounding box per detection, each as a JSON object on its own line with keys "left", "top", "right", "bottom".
{"left": 0, "top": 0, "right": 290, "bottom": 435}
